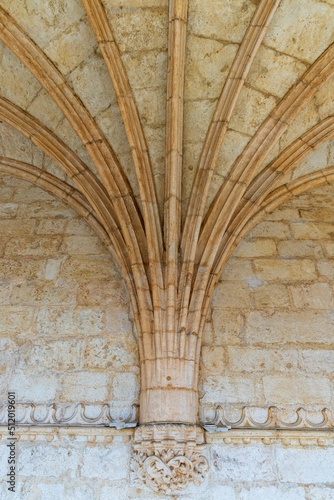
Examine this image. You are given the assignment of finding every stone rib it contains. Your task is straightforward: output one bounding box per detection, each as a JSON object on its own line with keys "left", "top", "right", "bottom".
{"left": 82, "top": 0, "right": 164, "bottom": 340}
{"left": 178, "top": 0, "right": 280, "bottom": 339}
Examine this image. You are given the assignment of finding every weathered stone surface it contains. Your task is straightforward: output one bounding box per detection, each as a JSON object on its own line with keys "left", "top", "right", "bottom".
{"left": 81, "top": 445, "right": 130, "bottom": 480}
{"left": 276, "top": 448, "right": 334, "bottom": 483}
{"left": 211, "top": 445, "right": 276, "bottom": 481}
{"left": 61, "top": 372, "right": 109, "bottom": 402}
{"left": 263, "top": 375, "right": 331, "bottom": 405}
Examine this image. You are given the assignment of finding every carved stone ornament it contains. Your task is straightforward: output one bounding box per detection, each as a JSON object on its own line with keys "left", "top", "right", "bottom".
{"left": 131, "top": 424, "right": 209, "bottom": 494}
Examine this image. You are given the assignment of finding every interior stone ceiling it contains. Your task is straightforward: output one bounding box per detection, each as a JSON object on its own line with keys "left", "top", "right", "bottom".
{"left": 0, "top": 0, "right": 332, "bottom": 221}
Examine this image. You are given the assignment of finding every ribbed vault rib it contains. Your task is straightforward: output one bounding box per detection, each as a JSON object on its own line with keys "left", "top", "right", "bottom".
{"left": 199, "top": 43, "right": 334, "bottom": 258}
{"left": 194, "top": 123, "right": 334, "bottom": 362}
{"left": 0, "top": 6, "right": 159, "bottom": 363}
{"left": 165, "top": 0, "right": 188, "bottom": 357}
{"left": 178, "top": 0, "right": 280, "bottom": 335}
{"left": 0, "top": 156, "right": 145, "bottom": 361}
{"left": 81, "top": 0, "right": 164, "bottom": 337}
{"left": 185, "top": 43, "right": 334, "bottom": 352}
{"left": 0, "top": 6, "right": 148, "bottom": 271}
{"left": 0, "top": 96, "right": 131, "bottom": 270}
{"left": 226, "top": 116, "right": 334, "bottom": 249}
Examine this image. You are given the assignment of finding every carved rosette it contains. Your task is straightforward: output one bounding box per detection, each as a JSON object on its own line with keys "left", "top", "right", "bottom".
{"left": 131, "top": 424, "right": 209, "bottom": 494}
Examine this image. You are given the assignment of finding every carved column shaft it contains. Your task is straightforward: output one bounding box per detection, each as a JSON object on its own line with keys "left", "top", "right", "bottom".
{"left": 140, "top": 357, "right": 199, "bottom": 424}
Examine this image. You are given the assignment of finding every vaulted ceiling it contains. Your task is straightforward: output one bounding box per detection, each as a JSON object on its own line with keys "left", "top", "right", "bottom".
{"left": 0, "top": 0, "right": 332, "bottom": 223}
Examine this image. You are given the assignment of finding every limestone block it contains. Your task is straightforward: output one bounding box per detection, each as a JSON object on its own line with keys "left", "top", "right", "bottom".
{"left": 111, "top": 9, "right": 167, "bottom": 53}
{"left": 265, "top": 0, "right": 334, "bottom": 62}
{"left": 0, "top": 258, "right": 44, "bottom": 281}
{"left": 0, "top": 186, "right": 14, "bottom": 202}
{"left": 5, "top": 236, "right": 62, "bottom": 256}
{"left": 18, "top": 445, "right": 80, "bottom": 478}
{"left": 210, "top": 444, "right": 275, "bottom": 481}
{"left": 306, "top": 487, "right": 334, "bottom": 500}
{"left": 45, "top": 258, "right": 63, "bottom": 280}
{"left": 60, "top": 236, "right": 108, "bottom": 255}
{"left": 8, "top": 372, "right": 58, "bottom": 402}
{"left": 212, "top": 281, "right": 252, "bottom": 308}
{"left": 239, "top": 486, "right": 305, "bottom": 500}
{"left": 65, "top": 219, "right": 96, "bottom": 236}
{"left": 318, "top": 261, "right": 334, "bottom": 280}
{"left": 290, "top": 283, "right": 334, "bottom": 309}
{"left": 277, "top": 240, "right": 323, "bottom": 258}
{"left": 25, "top": 339, "right": 84, "bottom": 371}
{"left": 0, "top": 219, "right": 36, "bottom": 235}
{"left": 265, "top": 207, "right": 300, "bottom": 221}
{"left": 227, "top": 347, "right": 298, "bottom": 373}
{"left": 188, "top": 0, "right": 256, "bottom": 44}
{"left": 299, "top": 350, "right": 334, "bottom": 374}
{"left": 0, "top": 203, "right": 18, "bottom": 218}
{"left": 263, "top": 375, "right": 331, "bottom": 405}
{"left": 12, "top": 187, "right": 55, "bottom": 203}
{"left": 106, "top": 305, "right": 135, "bottom": 335}
{"left": 245, "top": 310, "right": 334, "bottom": 344}
{"left": 253, "top": 284, "right": 290, "bottom": 309}
{"left": 112, "top": 372, "right": 139, "bottom": 401}
{"left": 76, "top": 281, "right": 127, "bottom": 306}
{"left": 61, "top": 372, "right": 109, "bottom": 402}
{"left": 247, "top": 45, "right": 307, "bottom": 98}
{"left": 235, "top": 239, "right": 277, "bottom": 258}
{"left": 97, "top": 104, "right": 133, "bottom": 156}
{"left": 0, "top": 48, "right": 41, "bottom": 108}
{"left": 44, "top": 19, "right": 95, "bottom": 74}
{"left": 210, "top": 487, "right": 236, "bottom": 500}
{"left": 35, "top": 219, "right": 67, "bottom": 235}
{"left": 61, "top": 256, "right": 117, "bottom": 282}
{"left": 81, "top": 445, "right": 130, "bottom": 480}
{"left": 221, "top": 259, "right": 254, "bottom": 281}
{"left": 123, "top": 49, "right": 167, "bottom": 91}
{"left": 323, "top": 242, "right": 334, "bottom": 258}
{"left": 212, "top": 309, "right": 243, "bottom": 345}
{"left": 185, "top": 36, "right": 237, "bottom": 100}
{"left": 0, "top": 0, "right": 84, "bottom": 48}
{"left": 184, "top": 99, "right": 216, "bottom": 143}
{"left": 276, "top": 448, "right": 334, "bottom": 483}
{"left": 0, "top": 283, "right": 13, "bottom": 304}
{"left": 229, "top": 86, "right": 277, "bottom": 136}
{"left": 11, "top": 281, "right": 74, "bottom": 305}
{"left": 201, "top": 346, "right": 225, "bottom": 374}
{"left": 36, "top": 307, "right": 104, "bottom": 337}
{"left": 0, "top": 307, "right": 34, "bottom": 335}
{"left": 201, "top": 376, "right": 256, "bottom": 404}
{"left": 17, "top": 201, "right": 75, "bottom": 218}
{"left": 215, "top": 129, "right": 252, "bottom": 180}
{"left": 290, "top": 222, "right": 334, "bottom": 240}
{"left": 83, "top": 336, "right": 138, "bottom": 370}
{"left": 249, "top": 221, "right": 291, "bottom": 239}
{"left": 27, "top": 89, "right": 65, "bottom": 131}
{"left": 253, "top": 258, "right": 317, "bottom": 281}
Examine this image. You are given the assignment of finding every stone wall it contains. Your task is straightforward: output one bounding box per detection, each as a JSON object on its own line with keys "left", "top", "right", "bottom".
{"left": 200, "top": 183, "right": 334, "bottom": 418}
{"left": 1, "top": 430, "right": 334, "bottom": 499}
{"left": 1, "top": 175, "right": 334, "bottom": 498}
{"left": 0, "top": 174, "right": 139, "bottom": 416}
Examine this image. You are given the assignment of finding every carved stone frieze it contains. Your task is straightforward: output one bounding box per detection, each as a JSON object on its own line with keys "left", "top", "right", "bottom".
{"left": 131, "top": 424, "right": 209, "bottom": 494}
{"left": 200, "top": 405, "right": 334, "bottom": 431}
{"left": 0, "top": 403, "right": 138, "bottom": 428}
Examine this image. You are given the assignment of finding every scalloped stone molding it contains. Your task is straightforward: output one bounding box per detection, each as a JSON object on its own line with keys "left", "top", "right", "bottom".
{"left": 0, "top": 403, "right": 138, "bottom": 428}
{"left": 1, "top": 403, "right": 334, "bottom": 431}
{"left": 201, "top": 405, "right": 334, "bottom": 431}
